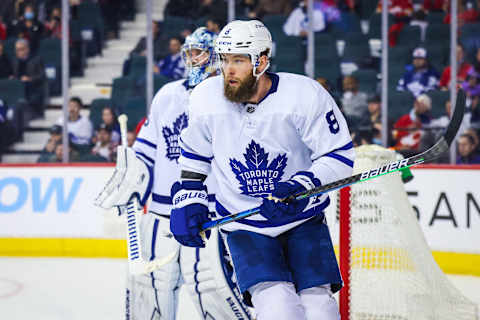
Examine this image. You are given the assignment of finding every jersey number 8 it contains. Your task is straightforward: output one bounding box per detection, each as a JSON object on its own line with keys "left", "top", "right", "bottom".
{"left": 326, "top": 110, "right": 339, "bottom": 134}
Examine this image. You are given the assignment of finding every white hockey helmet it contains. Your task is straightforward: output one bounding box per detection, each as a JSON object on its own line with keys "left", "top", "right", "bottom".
{"left": 215, "top": 20, "right": 272, "bottom": 78}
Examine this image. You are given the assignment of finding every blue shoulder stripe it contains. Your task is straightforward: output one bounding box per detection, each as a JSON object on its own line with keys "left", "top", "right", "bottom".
{"left": 136, "top": 137, "right": 157, "bottom": 149}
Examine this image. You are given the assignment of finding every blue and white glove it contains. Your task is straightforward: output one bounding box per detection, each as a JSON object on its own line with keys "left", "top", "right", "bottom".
{"left": 259, "top": 171, "right": 321, "bottom": 223}
{"left": 170, "top": 181, "right": 211, "bottom": 248}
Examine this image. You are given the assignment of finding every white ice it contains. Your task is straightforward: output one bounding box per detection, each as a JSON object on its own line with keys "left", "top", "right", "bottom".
{"left": 0, "top": 257, "right": 479, "bottom": 320}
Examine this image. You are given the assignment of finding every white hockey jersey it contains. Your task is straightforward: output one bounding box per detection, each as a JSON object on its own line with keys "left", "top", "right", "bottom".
{"left": 133, "top": 79, "right": 216, "bottom": 216}
{"left": 179, "top": 72, "right": 355, "bottom": 237}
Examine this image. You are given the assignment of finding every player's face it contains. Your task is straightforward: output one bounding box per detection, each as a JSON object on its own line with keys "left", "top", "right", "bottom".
{"left": 183, "top": 48, "right": 209, "bottom": 67}
{"left": 221, "top": 54, "right": 257, "bottom": 103}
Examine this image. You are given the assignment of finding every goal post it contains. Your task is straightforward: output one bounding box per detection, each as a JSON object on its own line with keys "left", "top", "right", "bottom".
{"left": 331, "top": 145, "right": 478, "bottom": 320}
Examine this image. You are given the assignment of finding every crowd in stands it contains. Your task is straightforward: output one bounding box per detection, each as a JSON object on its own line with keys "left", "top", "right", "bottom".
{"left": 38, "top": 96, "right": 134, "bottom": 163}
{"left": 0, "top": 0, "right": 135, "bottom": 159}
{"left": 24, "top": 0, "right": 480, "bottom": 164}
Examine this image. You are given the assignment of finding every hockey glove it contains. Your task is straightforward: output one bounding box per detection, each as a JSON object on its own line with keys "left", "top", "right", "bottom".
{"left": 170, "top": 181, "right": 211, "bottom": 248}
{"left": 94, "top": 146, "right": 152, "bottom": 212}
{"left": 259, "top": 171, "right": 320, "bottom": 223}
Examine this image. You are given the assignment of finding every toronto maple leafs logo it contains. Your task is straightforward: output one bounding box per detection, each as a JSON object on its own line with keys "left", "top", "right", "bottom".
{"left": 230, "top": 140, "right": 287, "bottom": 197}
{"left": 162, "top": 113, "right": 188, "bottom": 162}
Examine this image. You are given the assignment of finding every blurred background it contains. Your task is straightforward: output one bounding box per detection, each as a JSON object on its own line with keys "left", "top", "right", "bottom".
{"left": 0, "top": 0, "right": 480, "bottom": 165}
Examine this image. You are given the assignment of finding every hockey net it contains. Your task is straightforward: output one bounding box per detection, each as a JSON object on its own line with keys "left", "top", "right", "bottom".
{"left": 326, "top": 144, "right": 478, "bottom": 320}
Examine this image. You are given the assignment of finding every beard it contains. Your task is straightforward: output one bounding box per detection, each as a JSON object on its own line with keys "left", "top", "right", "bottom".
{"left": 223, "top": 72, "right": 258, "bottom": 103}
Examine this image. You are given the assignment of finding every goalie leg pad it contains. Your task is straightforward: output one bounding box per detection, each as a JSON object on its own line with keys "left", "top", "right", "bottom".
{"left": 180, "top": 228, "right": 253, "bottom": 320}
{"left": 299, "top": 285, "right": 340, "bottom": 320}
{"left": 249, "top": 281, "right": 306, "bottom": 320}
{"left": 126, "top": 214, "right": 181, "bottom": 320}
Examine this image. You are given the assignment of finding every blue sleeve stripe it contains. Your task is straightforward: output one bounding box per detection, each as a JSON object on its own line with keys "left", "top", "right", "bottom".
{"left": 136, "top": 138, "right": 157, "bottom": 149}
{"left": 135, "top": 151, "right": 155, "bottom": 166}
{"left": 180, "top": 149, "right": 213, "bottom": 163}
{"left": 333, "top": 141, "right": 353, "bottom": 152}
{"left": 325, "top": 152, "right": 354, "bottom": 168}
{"left": 152, "top": 193, "right": 171, "bottom": 204}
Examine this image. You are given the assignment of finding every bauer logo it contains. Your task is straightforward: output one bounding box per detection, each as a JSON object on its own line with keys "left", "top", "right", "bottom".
{"left": 230, "top": 140, "right": 287, "bottom": 196}
{"left": 360, "top": 159, "right": 409, "bottom": 180}
{"left": 0, "top": 177, "right": 83, "bottom": 213}
{"left": 162, "top": 113, "right": 188, "bottom": 162}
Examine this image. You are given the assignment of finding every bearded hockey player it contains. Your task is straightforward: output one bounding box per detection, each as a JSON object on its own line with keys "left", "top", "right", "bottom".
{"left": 169, "top": 20, "right": 355, "bottom": 320}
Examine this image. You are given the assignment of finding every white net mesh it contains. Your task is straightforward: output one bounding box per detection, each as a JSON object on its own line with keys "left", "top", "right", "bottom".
{"left": 327, "top": 145, "right": 478, "bottom": 320}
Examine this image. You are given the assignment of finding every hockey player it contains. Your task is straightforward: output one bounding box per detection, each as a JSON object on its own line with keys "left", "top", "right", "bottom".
{"left": 169, "top": 20, "right": 355, "bottom": 320}
{"left": 95, "top": 27, "right": 252, "bottom": 320}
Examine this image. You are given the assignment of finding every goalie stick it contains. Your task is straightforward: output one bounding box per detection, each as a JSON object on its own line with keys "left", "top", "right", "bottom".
{"left": 118, "top": 115, "right": 176, "bottom": 275}
{"left": 200, "top": 90, "right": 466, "bottom": 232}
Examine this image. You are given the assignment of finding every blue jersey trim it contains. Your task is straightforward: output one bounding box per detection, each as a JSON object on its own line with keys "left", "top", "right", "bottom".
{"left": 215, "top": 197, "right": 330, "bottom": 228}
{"left": 325, "top": 152, "right": 354, "bottom": 168}
{"left": 257, "top": 72, "right": 279, "bottom": 104}
{"left": 152, "top": 193, "right": 171, "bottom": 205}
{"left": 180, "top": 148, "right": 213, "bottom": 163}
{"left": 136, "top": 137, "right": 157, "bottom": 149}
{"left": 135, "top": 151, "right": 155, "bottom": 166}
{"left": 333, "top": 141, "right": 354, "bottom": 151}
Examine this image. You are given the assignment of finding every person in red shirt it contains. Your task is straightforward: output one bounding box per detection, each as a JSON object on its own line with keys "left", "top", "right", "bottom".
{"left": 393, "top": 94, "right": 432, "bottom": 155}
{"left": 0, "top": 16, "right": 6, "bottom": 40}
{"left": 439, "top": 43, "right": 472, "bottom": 90}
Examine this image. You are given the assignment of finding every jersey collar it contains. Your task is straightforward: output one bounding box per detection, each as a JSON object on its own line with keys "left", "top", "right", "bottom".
{"left": 257, "top": 72, "right": 279, "bottom": 105}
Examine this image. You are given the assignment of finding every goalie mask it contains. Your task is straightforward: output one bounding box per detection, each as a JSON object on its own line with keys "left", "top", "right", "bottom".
{"left": 182, "top": 27, "right": 219, "bottom": 87}
{"left": 215, "top": 20, "right": 272, "bottom": 79}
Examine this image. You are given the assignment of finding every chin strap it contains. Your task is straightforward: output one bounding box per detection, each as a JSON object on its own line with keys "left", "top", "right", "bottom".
{"left": 251, "top": 54, "right": 270, "bottom": 80}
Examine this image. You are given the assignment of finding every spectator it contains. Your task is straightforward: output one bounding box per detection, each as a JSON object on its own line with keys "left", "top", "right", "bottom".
{"left": 0, "top": 41, "right": 13, "bottom": 78}
{"left": 364, "top": 94, "right": 384, "bottom": 145}
{"left": 444, "top": 0, "right": 479, "bottom": 26}
{"left": 0, "top": 98, "right": 17, "bottom": 160}
{"left": 206, "top": 16, "right": 224, "bottom": 34}
{"left": 393, "top": 94, "right": 432, "bottom": 155}
{"left": 376, "top": 0, "right": 413, "bottom": 18}
{"left": 462, "top": 67, "right": 480, "bottom": 107}
{"left": 11, "top": 39, "right": 47, "bottom": 117}
{"left": 43, "top": 6, "right": 62, "bottom": 39}
{"left": 154, "top": 36, "right": 185, "bottom": 80}
{"left": 48, "top": 142, "right": 81, "bottom": 163}
{"left": 248, "top": 0, "right": 293, "bottom": 19}
{"left": 91, "top": 123, "right": 116, "bottom": 161}
{"left": 283, "top": 0, "right": 326, "bottom": 37}
{"left": 100, "top": 106, "right": 120, "bottom": 143}
{"left": 15, "top": 4, "right": 44, "bottom": 54}
{"left": 439, "top": 44, "right": 472, "bottom": 90}
{"left": 397, "top": 47, "right": 439, "bottom": 97}
{"left": 56, "top": 97, "right": 93, "bottom": 145}
{"left": 0, "top": 15, "right": 7, "bottom": 40}
{"left": 421, "top": 98, "right": 471, "bottom": 161}
{"left": 37, "top": 125, "right": 63, "bottom": 163}
{"left": 341, "top": 75, "right": 368, "bottom": 118}
{"left": 457, "top": 133, "right": 480, "bottom": 164}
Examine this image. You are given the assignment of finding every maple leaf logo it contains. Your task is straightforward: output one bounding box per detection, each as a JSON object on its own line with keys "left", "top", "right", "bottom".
{"left": 229, "top": 140, "right": 287, "bottom": 197}
{"left": 162, "top": 113, "right": 188, "bottom": 162}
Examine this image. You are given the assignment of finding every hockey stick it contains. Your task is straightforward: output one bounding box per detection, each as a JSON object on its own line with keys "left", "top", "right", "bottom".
{"left": 201, "top": 90, "right": 466, "bottom": 232}
{"left": 118, "top": 115, "right": 177, "bottom": 274}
